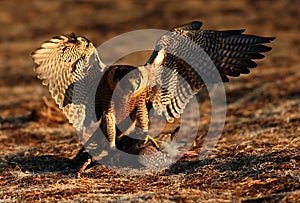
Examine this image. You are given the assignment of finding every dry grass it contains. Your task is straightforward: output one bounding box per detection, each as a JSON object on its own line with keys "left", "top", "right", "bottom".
{"left": 0, "top": 0, "right": 299, "bottom": 202}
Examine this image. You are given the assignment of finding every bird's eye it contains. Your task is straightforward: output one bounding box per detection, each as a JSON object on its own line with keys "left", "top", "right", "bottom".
{"left": 136, "top": 78, "right": 141, "bottom": 86}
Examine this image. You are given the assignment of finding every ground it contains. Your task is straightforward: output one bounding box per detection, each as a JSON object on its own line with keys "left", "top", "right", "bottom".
{"left": 0, "top": 0, "right": 299, "bottom": 202}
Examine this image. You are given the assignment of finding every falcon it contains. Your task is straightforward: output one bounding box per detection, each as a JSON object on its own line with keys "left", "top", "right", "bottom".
{"left": 31, "top": 21, "right": 275, "bottom": 153}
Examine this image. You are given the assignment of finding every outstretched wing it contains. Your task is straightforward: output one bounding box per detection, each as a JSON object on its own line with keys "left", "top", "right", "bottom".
{"left": 31, "top": 33, "right": 106, "bottom": 131}
{"left": 147, "top": 21, "right": 275, "bottom": 122}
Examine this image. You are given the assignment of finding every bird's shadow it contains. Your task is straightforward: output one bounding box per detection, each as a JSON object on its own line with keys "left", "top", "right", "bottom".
{"left": 2, "top": 153, "right": 82, "bottom": 175}
{"left": 2, "top": 144, "right": 297, "bottom": 178}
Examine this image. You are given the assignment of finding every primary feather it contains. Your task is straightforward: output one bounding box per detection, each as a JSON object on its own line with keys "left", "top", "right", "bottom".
{"left": 31, "top": 21, "right": 275, "bottom": 155}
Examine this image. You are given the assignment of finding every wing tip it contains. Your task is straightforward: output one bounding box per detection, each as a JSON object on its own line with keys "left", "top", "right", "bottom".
{"left": 30, "top": 50, "right": 36, "bottom": 58}
{"left": 268, "top": 36, "right": 276, "bottom": 41}
{"left": 259, "top": 36, "right": 276, "bottom": 44}
{"left": 264, "top": 45, "right": 273, "bottom": 52}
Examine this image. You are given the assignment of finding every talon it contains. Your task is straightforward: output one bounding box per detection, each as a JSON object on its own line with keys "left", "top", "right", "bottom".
{"left": 77, "top": 158, "right": 92, "bottom": 178}
{"left": 144, "top": 134, "right": 160, "bottom": 149}
{"left": 117, "top": 133, "right": 126, "bottom": 140}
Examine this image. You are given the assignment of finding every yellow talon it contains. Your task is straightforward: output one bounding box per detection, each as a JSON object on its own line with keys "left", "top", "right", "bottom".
{"left": 144, "top": 134, "right": 160, "bottom": 149}
{"left": 117, "top": 133, "right": 126, "bottom": 140}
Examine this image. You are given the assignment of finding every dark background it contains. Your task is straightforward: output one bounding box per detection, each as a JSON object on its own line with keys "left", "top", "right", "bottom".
{"left": 0, "top": 0, "right": 299, "bottom": 201}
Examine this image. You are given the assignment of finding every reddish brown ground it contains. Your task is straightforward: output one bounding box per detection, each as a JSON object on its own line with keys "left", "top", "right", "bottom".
{"left": 0, "top": 0, "right": 299, "bottom": 202}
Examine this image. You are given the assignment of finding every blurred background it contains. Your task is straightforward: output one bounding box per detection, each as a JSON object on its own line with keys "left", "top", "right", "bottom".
{"left": 0, "top": 0, "right": 299, "bottom": 201}
{"left": 0, "top": 0, "right": 298, "bottom": 84}
{"left": 0, "top": 0, "right": 298, "bottom": 119}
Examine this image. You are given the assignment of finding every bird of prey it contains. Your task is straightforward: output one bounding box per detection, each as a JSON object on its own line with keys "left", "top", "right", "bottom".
{"left": 31, "top": 21, "right": 275, "bottom": 154}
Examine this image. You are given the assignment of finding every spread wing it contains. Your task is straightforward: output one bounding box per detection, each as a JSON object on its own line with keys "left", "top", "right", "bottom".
{"left": 147, "top": 21, "right": 275, "bottom": 122}
{"left": 31, "top": 33, "right": 106, "bottom": 131}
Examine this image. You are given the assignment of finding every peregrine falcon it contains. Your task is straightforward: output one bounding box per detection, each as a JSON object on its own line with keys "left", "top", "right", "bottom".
{"left": 31, "top": 21, "right": 275, "bottom": 152}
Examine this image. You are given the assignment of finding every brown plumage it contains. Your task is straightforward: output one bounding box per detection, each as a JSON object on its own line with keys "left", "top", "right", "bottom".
{"left": 31, "top": 21, "right": 275, "bottom": 154}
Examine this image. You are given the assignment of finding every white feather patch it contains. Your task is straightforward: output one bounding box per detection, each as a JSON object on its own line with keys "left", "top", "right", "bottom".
{"left": 153, "top": 49, "right": 166, "bottom": 66}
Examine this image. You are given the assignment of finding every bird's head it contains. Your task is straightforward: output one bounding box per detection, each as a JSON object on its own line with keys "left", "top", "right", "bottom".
{"left": 113, "top": 66, "right": 148, "bottom": 97}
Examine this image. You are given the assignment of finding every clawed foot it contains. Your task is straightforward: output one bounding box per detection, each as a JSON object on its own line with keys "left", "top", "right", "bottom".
{"left": 144, "top": 134, "right": 160, "bottom": 149}
{"left": 77, "top": 158, "right": 92, "bottom": 178}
